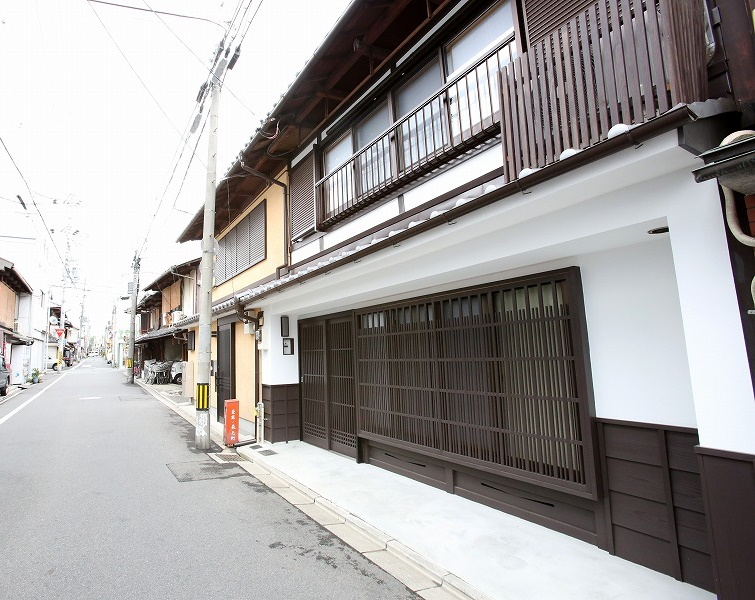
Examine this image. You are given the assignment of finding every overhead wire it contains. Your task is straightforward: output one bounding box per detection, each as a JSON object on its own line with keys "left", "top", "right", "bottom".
{"left": 86, "top": 1, "right": 185, "bottom": 140}
{"left": 0, "top": 135, "right": 75, "bottom": 283}
{"left": 135, "top": 1, "right": 253, "bottom": 259}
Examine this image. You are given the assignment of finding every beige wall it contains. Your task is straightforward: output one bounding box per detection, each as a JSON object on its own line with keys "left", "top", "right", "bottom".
{"left": 234, "top": 321, "right": 257, "bottom": 422}
{"left": 213, "top": 170, "right": 288, "bottom": 300}
{"left": 0, "top": 281, "right": 14, "bottom": 329}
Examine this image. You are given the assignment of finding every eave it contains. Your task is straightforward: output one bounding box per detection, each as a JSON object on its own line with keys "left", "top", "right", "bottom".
{"left": 177, "top": 0, "right": 461, "bottom": 243}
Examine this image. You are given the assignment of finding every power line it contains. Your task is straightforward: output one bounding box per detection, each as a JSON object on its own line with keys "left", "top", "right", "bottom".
{"left": 87, "top": 0, "right": 228, "bottom": 32}
{"left": 86, "top": 0, "right": 184, "bottom": 140}
{"left": 0, "top": 135, "right": 75, "bottom": 282}
{"left": 136, "top": 0, "right": 266, "bottom": 260}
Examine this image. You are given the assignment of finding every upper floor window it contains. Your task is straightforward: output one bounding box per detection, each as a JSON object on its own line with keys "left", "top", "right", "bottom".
{"left": 446, "top": 0, "right": 515, "bottom": 78}
{"left": 215, "top": 200, "right": 266, "bottom": 284}
{"left": 316, "top": 1, "right": 516, "bottom": 228}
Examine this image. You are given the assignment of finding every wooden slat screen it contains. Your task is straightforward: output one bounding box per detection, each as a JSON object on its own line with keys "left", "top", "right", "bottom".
{"left": 501, "top": 0, "right": 707, "bottom": 182}
{"left": 523, "top": 0, "right": 596, "bottom": 45}
{"left": 300, "top": 321, "right": 327, "bottom": 447}
{"left": 327, "top": 317, "right": 357, "bottom": 455}
{"left": 289, "top": 152, "right": 316, "bottom": 240}
{"left": 356, "top": 269, "right": 593, "bottom": 493}
{"left": 215, "top": 201, "right": 266, "bottom": 284}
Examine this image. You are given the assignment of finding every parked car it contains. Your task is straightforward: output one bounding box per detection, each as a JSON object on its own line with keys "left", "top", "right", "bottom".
{"left": 0, "top": 354, "right": 9, "bottom": 396}
{"left": 171, "top": 361, "right": 183, "bottom": 385}
{"left": 46, "top": 355, "right": 59, "bottom": 370}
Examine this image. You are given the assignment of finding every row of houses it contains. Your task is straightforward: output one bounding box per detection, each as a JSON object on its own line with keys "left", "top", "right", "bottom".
{"left": 0, "top": 257, "right": 80, "bottom": 385}
{"left": 134, "top": 1, "right": 755, "bottom": 597}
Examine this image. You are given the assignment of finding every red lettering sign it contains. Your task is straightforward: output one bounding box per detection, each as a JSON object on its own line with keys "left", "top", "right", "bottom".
{"left": 224, "top": 400, "right": 240, "bottom": 446}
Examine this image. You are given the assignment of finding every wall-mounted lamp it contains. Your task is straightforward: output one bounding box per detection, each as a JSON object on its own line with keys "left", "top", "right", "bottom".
{"left": 280, "top": 315, "right": 289, "bottom": 337}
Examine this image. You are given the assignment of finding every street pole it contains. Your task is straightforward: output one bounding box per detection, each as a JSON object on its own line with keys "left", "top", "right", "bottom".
{"left": 127, "top": 255, "right": 140, "bottom": 384}
{"left": 110, "top": 303, "right": 117, "bottom": 367}
{"left": 195, "top": 62, "right": 223, "bottom": 450}
{"left": 57, "top": 277, "right": 66, "bottom": 370}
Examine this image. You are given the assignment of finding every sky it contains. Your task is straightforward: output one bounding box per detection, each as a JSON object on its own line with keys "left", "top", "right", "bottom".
{"left": 0, "top": 0, "right": 351, "bottom": 334}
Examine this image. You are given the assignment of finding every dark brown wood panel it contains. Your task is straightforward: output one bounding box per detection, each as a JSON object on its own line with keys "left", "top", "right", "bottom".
{"left": 598, "top": 420, "right": 714, "bottom": 592}
{"left": 696, "top": 446, "right": 755, "bottom": 599}
{"left": 262, "top": 384, "right": 300, "bottom": 443}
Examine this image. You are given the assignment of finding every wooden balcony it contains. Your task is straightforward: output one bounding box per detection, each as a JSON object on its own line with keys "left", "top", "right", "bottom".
{"left": 316, "top": 0, "right": 708, "bottom": 228}
{"left": 501, "top": 0, "right": 707, "bottom": 181}
{"left": 316, "top": 37, "right": 516, "bottom": 228}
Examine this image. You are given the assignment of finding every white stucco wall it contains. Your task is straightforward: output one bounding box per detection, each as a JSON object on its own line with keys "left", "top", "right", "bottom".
{"left": 259, "top": 313, "right": 299, "bottom": 385}
{"left": 263, "top": 131, "right": 755, "bottom": 453}
{"left": 578, "top": 240, "right": 695, "bottom": 426}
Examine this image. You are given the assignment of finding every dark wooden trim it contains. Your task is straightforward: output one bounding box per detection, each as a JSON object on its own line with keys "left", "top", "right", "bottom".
{"left": 596, "top": 417, "right": 698, "bottom": 435}
{"left": 658, "top": 429, "right": 683, "bottom": 580}
{"left": 695, "top": 445, "right": 755, "bottom": 463}
{"left": 696, "top": 445, "right": 755, "bottom": 599}
{"left": 217, "top": 313, "right": 240, "bottom": 327}
{"left": 261, "top": 383, "right": 300, "bottom": 443}
{"left": 363, "top": 437, "right": 601, "bottom": 545}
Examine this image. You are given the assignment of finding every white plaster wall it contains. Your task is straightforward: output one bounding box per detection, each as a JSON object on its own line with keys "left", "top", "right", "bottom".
{"left": 578, "top": 240, "right": 696, "bottom": 427}
{"left": 263, "top": 131, "right": 754, "bottom": 452}
{"left": 260, "top": 313, "right": 299, "bottom": 385}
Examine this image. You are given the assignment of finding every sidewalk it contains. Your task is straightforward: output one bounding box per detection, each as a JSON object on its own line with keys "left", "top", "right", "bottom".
{"left": 138, "top": 379, "right": 714, "bottom": 600}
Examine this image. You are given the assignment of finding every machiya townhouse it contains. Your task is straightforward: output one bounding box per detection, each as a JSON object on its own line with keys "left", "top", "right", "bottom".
{"left": 163, "top": 1, "right": 755, "bottom": 597}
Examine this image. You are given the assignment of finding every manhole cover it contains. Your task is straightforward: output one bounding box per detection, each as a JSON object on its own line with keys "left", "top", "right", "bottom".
{"left": 258, "top": 449, "right": 277, "bottom": 456}
{"left": 209, "top": 453, "right": 248, "bottom": 463}
{"left": 167, "top": 461, "right": 248, "bottom": 482}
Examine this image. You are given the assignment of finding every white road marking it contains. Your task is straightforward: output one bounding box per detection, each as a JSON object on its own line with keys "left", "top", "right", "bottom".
{"left": 0, "top": 373, "right": 67, "bottom": 427}
{"left": 79, "top": 396, "right": 101, "bottom": 400}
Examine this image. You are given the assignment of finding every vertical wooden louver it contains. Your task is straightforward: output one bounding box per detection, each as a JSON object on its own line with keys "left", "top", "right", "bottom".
{"left": 522, "top": 0, "right": 596, "bottom": 45}
{"left": 289, "top": 152, "right": 316, "bottom": 240}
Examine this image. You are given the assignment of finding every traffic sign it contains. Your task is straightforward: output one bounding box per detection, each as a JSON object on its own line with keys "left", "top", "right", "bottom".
{"left": 54, "top": 328, "right": 64, "bottom": 338}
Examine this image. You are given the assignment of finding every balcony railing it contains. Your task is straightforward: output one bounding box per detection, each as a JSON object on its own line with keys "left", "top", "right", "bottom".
{"left": 316, "top": 0, "right": 707, "bottom": 228}
{"left": 501, "top": 0, "right": 707, "bottom": 181}
{"left": 317, "top": 38, "right": 517, "bottom": 228}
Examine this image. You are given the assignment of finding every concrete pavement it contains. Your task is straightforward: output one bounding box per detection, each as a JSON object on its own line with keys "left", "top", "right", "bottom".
{"left": 136, "top": 376, "right": 715, "bottom": 600}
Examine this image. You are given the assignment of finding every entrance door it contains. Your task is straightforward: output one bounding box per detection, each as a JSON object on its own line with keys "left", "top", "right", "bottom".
{"left": 300, "top": 316, "right": 357, "bottom": 458}
{"left": 216, "top": 322, "right": 234, "bottom": 423}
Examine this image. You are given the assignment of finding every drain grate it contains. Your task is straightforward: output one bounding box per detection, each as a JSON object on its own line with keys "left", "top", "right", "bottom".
{"left": 258, "top": 449, "right": 277, "bottom": 456}
{"left": 209, "top": 452, "right": 248, "bottom": 463}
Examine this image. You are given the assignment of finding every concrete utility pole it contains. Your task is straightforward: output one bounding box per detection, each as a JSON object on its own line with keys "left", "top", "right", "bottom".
{"left": 127, "top": 255, "right": 140, "bottom": 384}
{"left": 195, "top": 57, "right": 224, "bottom": 450}
{"left": 57, "top": 276, "right": 66, "bottom": 370}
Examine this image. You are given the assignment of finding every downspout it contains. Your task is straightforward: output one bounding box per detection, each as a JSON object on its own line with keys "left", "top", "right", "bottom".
{"left": 718, "top": 131, "right": 755, "bottom": 310}
{"left": 239, "top": 162, "right": 290, "bottom": 272}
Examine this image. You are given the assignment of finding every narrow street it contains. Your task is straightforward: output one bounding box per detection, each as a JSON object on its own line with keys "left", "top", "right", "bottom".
{"left": 0, "top": 357, "right": 418, "bottom": 600}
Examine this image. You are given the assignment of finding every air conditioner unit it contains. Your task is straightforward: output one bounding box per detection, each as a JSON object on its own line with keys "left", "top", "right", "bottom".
{"left": 173, "top": 310, "right": 185, "bottom": 321}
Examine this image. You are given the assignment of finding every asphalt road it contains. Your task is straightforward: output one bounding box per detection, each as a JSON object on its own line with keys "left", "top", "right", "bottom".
{"left": 0, "top": 357, "right": 419, "bottom": 600}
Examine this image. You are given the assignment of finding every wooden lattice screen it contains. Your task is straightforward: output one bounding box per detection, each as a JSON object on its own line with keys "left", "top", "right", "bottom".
{"left": 356, "top": 268, "right": 595, "bottom": 493}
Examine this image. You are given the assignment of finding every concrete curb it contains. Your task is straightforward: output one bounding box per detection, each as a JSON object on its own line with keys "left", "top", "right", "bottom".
{"left": 138, "top": 380, "right": 492, "bottom": 600}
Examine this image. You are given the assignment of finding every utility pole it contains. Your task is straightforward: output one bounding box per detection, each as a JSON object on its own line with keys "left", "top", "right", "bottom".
{"left": 127, "top": 254, "right": 140, "bottom": 384}
{"left": 57, "top": 273, "right": 66, "bottom": 370}
{"left": 110, "top": 303, "right": 117, "bottom": 367}
{"left": 195, "top": 55, "right": 224, "bottom": 450}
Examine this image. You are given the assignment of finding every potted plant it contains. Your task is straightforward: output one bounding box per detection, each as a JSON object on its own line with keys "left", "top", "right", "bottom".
{"left": 31, "top": 368, "right": 40, "bottom": 384}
